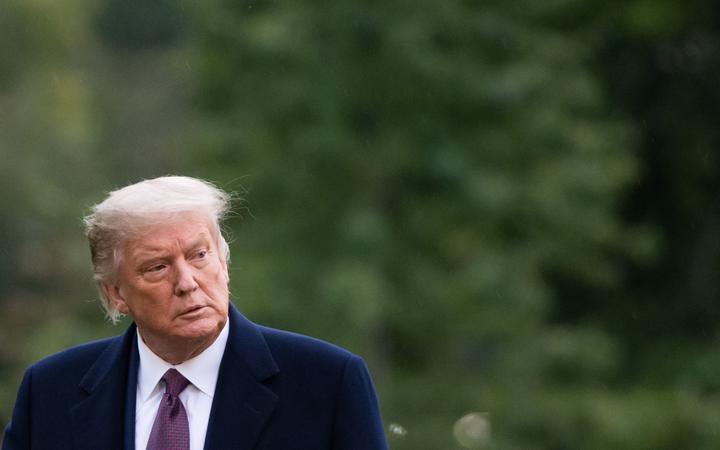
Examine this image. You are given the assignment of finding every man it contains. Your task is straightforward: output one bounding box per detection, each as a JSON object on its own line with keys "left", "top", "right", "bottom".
{"left": 2, "top": 176, "right": 388, "bottom": 450}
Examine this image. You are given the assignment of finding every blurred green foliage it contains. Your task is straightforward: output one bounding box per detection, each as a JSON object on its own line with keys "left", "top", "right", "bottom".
{"left": 2, "top": 0, "right": 720, "bottom": 448}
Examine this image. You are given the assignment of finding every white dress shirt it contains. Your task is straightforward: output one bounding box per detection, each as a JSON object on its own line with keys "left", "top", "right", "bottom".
{"left": 135, "top": 319, "right": 229, "bottom": 450}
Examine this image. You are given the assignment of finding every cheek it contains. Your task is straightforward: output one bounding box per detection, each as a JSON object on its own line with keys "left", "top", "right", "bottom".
{"left": 212, "top": 261, "right": 229, "bottom": 285}
{"left": 134, "top": 284, "right": 174, "bottom": 306}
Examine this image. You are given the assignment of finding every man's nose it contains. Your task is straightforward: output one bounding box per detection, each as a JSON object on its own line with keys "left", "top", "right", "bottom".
{"left": 174, "top": 260, "right": 199, "bottom": 296}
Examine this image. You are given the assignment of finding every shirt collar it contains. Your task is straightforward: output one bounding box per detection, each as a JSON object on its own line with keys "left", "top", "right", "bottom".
{"left": 136, "top": 317, "right": 230, "bottom": 402}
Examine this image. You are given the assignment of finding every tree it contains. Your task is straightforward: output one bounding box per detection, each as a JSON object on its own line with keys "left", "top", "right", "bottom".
{"left": 186, "top": 1, "right": 651, "bottom": 447}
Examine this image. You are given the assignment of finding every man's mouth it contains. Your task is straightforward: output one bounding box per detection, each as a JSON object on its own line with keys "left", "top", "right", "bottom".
{"left": 179, "top": 305, "right": 206, "bottom": 316}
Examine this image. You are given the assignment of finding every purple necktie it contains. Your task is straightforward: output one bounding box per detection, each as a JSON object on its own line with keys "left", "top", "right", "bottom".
{"left": 147, "top": 369, "right": 191, "bottom": 450}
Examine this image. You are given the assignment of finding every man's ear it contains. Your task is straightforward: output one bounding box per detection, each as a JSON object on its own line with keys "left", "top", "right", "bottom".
{"left": 101, "top": 282, "right": 130, "bottom": 315}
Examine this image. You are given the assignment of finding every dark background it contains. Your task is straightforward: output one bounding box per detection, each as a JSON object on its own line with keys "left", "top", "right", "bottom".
{"left": 2, "top": 1, "right": 720, "bottom": 448}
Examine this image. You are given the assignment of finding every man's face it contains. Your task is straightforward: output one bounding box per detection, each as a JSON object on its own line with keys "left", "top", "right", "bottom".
{"left": 103, "top": 213, "right": 229, "bottom": 354}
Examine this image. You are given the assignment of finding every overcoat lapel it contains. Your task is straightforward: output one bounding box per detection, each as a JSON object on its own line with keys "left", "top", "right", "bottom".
{"left": 203, "top": 304, "right": 279, "bottom": 450}
{"left": 69, "top": 326, "right": 138, "bottom": 450}
{"left": 124, "top": 337, "right": 140, "bottom": 450}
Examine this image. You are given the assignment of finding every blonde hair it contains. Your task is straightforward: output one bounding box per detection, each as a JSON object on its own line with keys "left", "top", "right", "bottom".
{"left": 84, "top": 176, "right": 232, "bottom": 323}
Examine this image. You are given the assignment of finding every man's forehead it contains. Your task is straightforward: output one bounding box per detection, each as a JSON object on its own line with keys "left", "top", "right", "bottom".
{"left": 124, "top": 220, "right": 216, "bottom": 255}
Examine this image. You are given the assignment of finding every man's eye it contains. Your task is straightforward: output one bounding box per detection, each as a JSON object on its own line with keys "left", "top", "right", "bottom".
{"left": 147, "top": 264, "right": 166, "bottom": 273}
{"left": 197, "top": 250, "right": 208, "bottom": 259}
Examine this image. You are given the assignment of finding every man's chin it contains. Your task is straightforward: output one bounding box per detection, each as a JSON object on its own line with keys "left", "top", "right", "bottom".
{"left": 173, "top": 317, "right": 223, "bottom": 340}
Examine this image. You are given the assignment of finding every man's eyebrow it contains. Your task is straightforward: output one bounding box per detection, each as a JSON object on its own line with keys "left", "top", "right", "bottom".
{"left": 131, "top": 248, "right": 170, "bottom": 265}
{"left": 185, "top": 233, "right": 212, "bottom": 252}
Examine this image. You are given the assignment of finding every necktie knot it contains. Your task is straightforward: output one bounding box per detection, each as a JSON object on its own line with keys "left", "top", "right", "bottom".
{"left": 162, "top": 368, "right": 190, "bottom": 397}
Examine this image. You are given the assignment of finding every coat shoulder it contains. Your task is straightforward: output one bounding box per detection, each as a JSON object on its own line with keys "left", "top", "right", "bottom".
{"left": 29, "top": 335, "right": 120, "bottom": 383}
{"left": 259, "top": 325, "right": 354, "bottom": 356}
{"left": 257, "top": 325, "right": 357, "bottom": 372}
